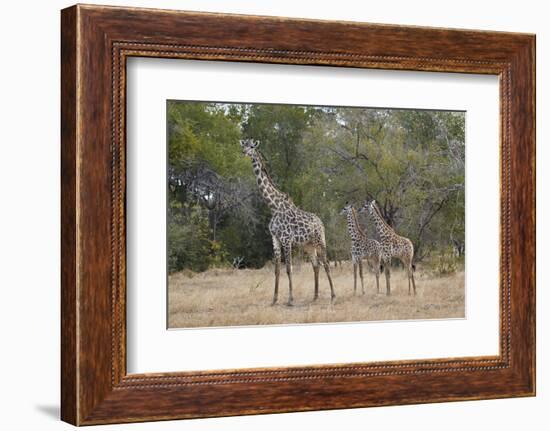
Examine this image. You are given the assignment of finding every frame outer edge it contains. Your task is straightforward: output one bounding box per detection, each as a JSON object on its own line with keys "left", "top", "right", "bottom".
{"left": 524, "top": 34, "right": 536, "bottom": 394}
{"left": 61, "top": 5, "right": 79, "bottom": 426}
{"left": 526, "top": 35, "right": 536, "bottom": 395}
{"left": 531, "top": 34, "right": 536, "bottom": 396}
{"left": 507, "top": 35, "right": 536, "bottom": 395}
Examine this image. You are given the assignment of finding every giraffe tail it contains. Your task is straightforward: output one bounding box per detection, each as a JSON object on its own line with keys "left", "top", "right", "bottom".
{"left": 412, "top": 263, "right": 416, "bottom": 272}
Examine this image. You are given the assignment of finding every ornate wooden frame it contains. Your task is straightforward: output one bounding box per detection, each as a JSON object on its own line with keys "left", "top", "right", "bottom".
{"left": 61, "top": 4, "right": 535, "bottom": 425}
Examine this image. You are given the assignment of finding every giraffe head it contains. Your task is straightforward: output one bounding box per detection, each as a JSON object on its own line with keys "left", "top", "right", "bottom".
{"left": 339, "top": 201, "right": 354, "bottom": 215}
{"left": 358, "top": 200, "right": 376, "bottom": 215}
{"left": 240, "top": 139, "right": 260, "bottom": 157}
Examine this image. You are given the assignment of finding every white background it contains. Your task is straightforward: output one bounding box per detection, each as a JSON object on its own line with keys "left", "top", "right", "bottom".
{"left": 127, "top": 59, "right": 499, "bottom": 373}
{"left": 0, "top": 0, "right": 547, "bottom": 430}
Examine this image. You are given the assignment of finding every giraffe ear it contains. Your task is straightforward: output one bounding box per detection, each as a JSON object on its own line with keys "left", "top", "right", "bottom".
{"left": 252, "top": 140, "right": 260, "bottom": 148}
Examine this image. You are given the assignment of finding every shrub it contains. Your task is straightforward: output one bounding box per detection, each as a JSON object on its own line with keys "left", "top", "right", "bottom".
{"left": 432, "top": 249, "right": 461, "bottom": 276}
{"left": 167, "top": 206, "right": 212, "bottom": 273}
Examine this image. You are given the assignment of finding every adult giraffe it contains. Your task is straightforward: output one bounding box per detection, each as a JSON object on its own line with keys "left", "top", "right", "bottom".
{"left": 240, "top": 139, "right": 336, "bottom": 306}
{"left": 359, "top": 200, "right": 416, "bottom": 296}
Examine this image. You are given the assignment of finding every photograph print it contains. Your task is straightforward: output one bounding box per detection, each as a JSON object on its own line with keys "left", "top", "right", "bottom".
{"left": 167, "top": 101, "right": 465, "bottom": 329}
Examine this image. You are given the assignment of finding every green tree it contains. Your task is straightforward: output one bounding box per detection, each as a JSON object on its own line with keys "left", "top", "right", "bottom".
{"left": 242, "top": 104, "right": 313, "bottom": 204}
{"left": 166, "top": 101, "right": 465, "bottom": 273}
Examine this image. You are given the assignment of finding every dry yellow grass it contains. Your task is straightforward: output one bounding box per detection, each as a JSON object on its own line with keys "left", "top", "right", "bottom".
{"left": 168, "top": 262, "right": 465, "bottom": 328}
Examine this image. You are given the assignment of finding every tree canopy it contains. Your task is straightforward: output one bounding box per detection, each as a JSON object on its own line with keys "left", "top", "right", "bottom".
{"left": 167, "top": 101, "right": 465, "bottom": 273}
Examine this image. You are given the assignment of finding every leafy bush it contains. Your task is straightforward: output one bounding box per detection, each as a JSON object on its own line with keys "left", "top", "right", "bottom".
{"left": 431, "top": 249, "right": 462, "bottom": 276}
{"left": 168, "top": 206, "right": 212, "bottom": 273}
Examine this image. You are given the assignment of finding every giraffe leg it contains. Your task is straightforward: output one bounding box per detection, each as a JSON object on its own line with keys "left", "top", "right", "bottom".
{"left": 353, "top": 258, "right": 358, "bottom": 295}
{"left": 410, "top": 265, "right": 417, "bottom": 296}
{"left": 319, "top": 245, "right": 336, "bottom": 301}
{"left": 284, "top": 245, "right": 294, "bottom": 306}
{"left": 375, "top": 258, "right": 381, "bottom": 294}
{"left": 401, "top": 257, "right": 416, "bottom": 296}
{"left": 271, "top": 236, "right": 281, "bottom": 305}
{"left": 406, "top": 246, "right": 417, "bottom": 295}
{"left": 310, "top": 250, "right": 320, "bottom": 301}
{"left": 401, "top": 258, "right": 413, "bottom": 295}
{"left": 312, "top": 263, "right": 320, "bottom": 301}
{"left": 408, "top": 267, "right": 411, "bottom": 295}
{"left": 358, "top": 259, "right": 365, "bottom": 295}
{"left": 384, "top": 259, "right": 391, "bottom": 296}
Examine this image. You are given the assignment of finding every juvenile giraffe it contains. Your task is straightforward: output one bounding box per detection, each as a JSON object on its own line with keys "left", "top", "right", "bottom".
{"left": 240, "top": 139, "right": 336, "bottom": 305}
{"left": 359, "top": 200, "right": 416, "bottom": 296}
{"left": 340, "top": 203, "right": 382, "bottom": 294}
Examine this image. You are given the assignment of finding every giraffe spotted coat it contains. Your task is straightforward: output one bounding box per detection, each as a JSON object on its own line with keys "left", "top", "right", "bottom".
{"left": 340, "top": 203, "right": 382, "bottom": 294}
{"left": 359, "top": 200, "right": 417, "bottom": 296}
{"left": 240, "top": 139, "right": 336, "bottom": 305}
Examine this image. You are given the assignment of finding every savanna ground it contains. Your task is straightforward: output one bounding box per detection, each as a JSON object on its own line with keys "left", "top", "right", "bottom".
{"left": 168, "top": 262, "right": 465, "bottom": 328}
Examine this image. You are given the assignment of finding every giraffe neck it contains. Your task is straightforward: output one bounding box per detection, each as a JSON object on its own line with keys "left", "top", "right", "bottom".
{"left": 250, "top": 152, "right": 292, "bottom": 212}
{"left": 369, "top": 204, "right": 395, "bottom": 242}
{"left": 346, "top": 208, "right": 365, "bottom": 240}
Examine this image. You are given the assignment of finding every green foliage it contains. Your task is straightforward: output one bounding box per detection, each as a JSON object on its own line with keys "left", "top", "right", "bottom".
{"left": 167, "top": 101, "right": 465, "bottom": 273}
{"left": 300, "top": 107, "right": 466, "bottom": 260}
{"left": 168, "top": 102, "right": 249, "bottom": 177}
{"left": 242, "top": 104, "right": 312, "bottom": 203}
{"left": 217, "top": 210, "right": 273, "bottom": 268}
{"left": 167, "top": 203, "right": 212, "bottom": 273}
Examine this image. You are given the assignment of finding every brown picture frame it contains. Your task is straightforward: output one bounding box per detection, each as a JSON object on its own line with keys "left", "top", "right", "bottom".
{"left": 61, "top": 4, "right": 536, "bottom": 425}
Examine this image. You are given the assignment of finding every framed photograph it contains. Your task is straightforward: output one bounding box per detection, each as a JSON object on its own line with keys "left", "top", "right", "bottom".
{"left": 61, "top": 4, "right": 535, "bottom": 425}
